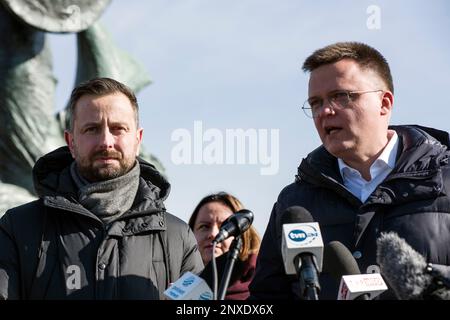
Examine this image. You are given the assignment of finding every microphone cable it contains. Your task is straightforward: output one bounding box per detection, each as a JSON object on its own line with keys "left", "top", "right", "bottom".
{"left": 211, "top": 241, "right": 219, "bottom": 300}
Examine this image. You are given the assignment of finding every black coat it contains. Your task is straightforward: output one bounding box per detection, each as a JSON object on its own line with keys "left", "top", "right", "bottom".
{"left": 0, "top": 147, "right": 204, "bottom": 299}
{"left": 249, "top": 125, "right": 450, "bottom": 300}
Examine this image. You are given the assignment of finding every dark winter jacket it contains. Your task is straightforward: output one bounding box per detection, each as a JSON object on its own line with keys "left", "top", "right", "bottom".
{"left": 249, "top": 125, "right": 450, "bottom": 300}
{"left": 0, "top": 147, "right": 204, "bottom": 299}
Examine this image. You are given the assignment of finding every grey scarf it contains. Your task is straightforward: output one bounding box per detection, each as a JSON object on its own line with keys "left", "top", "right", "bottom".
{"left": 70, "top": 161, "right": 140, "bottom": 224}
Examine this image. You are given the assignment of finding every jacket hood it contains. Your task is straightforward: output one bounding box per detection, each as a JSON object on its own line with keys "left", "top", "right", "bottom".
{"left": 33, "top": 146, "right": 171, "bottom": 203}
{"left": 407, "top": 125, "right": 450, "bottom": 148}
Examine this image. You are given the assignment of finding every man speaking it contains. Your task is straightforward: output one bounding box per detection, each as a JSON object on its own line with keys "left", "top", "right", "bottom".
{"left": 249, "top": 42, "right": 450, "bottom": 299}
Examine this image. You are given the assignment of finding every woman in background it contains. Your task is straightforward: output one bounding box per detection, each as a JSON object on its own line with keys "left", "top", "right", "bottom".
{"left": 188, "top": 192, "right": 261, "bottom": 300}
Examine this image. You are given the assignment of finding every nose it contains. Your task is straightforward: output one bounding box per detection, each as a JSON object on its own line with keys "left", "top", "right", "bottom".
{"left": 99, "top": 128, "right": 115, "bottom": 149}
{"left": 207, "top": 224, "right": 220, "bottom": 241}
{"left": 316, "top": 100, "right": 335, "bottom": 118}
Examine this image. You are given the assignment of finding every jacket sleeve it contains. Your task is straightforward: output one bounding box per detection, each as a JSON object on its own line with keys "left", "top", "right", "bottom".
{"left": 180, "top": 226, "right": 204, "bottom": 276}
{"left": 248, "top": 202, "right": 299, "bottom": 300}
{"left": 0, "top": 211, "right": 20, "bottom": 299}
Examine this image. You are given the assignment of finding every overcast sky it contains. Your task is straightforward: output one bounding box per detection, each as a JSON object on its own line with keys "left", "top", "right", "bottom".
{"left": 49, "top": 0, "right": 450, "bottom": 235}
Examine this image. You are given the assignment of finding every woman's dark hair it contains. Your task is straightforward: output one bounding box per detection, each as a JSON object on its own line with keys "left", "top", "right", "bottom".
{"left": 189, "top": 192, "right": 260, "bottom": 261}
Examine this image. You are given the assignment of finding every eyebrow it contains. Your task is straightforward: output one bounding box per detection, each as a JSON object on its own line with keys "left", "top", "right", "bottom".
{"left": 80, "top": 121, "right": 129, "bottom": 128}
{"left": 81, "top": 122, "right": 100, "bottom": 128}
{"left": 195, "top": 220, "right": 212, "bottom": 225}
{"left": 308, "top": 89, "right": 348, "bottom": 100}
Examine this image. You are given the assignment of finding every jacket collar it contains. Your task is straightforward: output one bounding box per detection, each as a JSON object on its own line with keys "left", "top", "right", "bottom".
{"left": 33, "top": 146, "right": 171, "bottom": 222}
{"left": 298, "top": 125, "right": 448, "bottom": 187}
{"left": 297, "top": 125, "right": 448, "bottom": 206}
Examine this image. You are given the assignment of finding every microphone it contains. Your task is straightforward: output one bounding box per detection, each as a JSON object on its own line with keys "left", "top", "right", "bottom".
{"left": 324, "top": 241, "right": 387, "bottom": 300}
{"left": 280, "top": 206, "right": 323, "bottom": 300}
{"left": 377, "top": 232, "right": 450, "bottom": 300}
{"left": 163, "top": 272, "right": 213, "bottom": 300}
{"left": 323, "top": 241, "right": 360, "bottom": 278}
{"left": 213, "top": 209, "right": 254, "bottom": 244}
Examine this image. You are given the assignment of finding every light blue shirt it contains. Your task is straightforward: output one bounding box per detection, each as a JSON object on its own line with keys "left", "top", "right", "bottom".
{"left": 338, "top": 132, "right": 399, "bottom": 203}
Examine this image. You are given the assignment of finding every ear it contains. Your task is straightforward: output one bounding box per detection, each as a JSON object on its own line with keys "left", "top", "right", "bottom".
{"left": 64, "top": 130, "right": 76, "bottom": 159}
{"left": 135, "top": 127, "right": 144, "bottom": 156}
{"left": 380, "top": 91, "right": 394, "bottom": 116}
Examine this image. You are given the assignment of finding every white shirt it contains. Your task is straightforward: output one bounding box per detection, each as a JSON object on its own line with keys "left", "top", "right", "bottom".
{"left": 338, "top": 132, "right": 399, "bottom": 203}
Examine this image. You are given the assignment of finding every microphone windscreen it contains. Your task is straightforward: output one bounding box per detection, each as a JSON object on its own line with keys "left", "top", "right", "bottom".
{"left": 376, "top": 232, "right": 432, "bottom": 299}
{"left": 323, "top": 241, "right": 360, "bottom": 280}
{"left": 281, "top": 206, "right": 314, "bottom": 225}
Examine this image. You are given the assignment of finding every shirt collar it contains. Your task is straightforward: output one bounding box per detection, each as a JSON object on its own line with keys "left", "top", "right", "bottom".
{"left": 338, "top": 131, "right": 399, "bottom": 178}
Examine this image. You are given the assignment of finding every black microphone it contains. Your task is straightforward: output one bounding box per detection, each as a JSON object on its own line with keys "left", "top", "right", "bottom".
{"left": 280, "top": 206, "right": 323, "bottom": 300}
{"left": 377, "top": 232, "right": 450, "bottom": 300}
{"left": 213, "top": 209, "right": 254, "bottom": 244}
{"left": 323, "top": 241, "right": 367, "bottom": 300}
{"left": 324, "top": 241, "right": 387, "bottom": 300}
{"left": 324, "top": 241, "right": 361, "bottom": 278}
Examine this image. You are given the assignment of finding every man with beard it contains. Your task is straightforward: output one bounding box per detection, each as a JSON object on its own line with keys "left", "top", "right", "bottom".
{"left": 0, "top": 78, "right": 204, "bottom": 299}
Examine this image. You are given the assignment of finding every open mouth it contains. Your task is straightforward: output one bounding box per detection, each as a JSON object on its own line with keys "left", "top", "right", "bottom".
{"left": 325, "top": 126, "right": 342, "bottom": 135}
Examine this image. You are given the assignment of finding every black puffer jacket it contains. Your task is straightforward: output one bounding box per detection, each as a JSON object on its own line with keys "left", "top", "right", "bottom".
{"left": 249, "top": 125, "right": 450, "bottom": 300}
{"left": 0, "top": 147, "right": 204, "bottom": 299}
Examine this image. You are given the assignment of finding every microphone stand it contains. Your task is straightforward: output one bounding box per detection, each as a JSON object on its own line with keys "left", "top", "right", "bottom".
{"left": 294, "top": 254, "right": 320, "bottom": 300}
{"left": 217, "top": 236, "right": 243, "bottom": 300}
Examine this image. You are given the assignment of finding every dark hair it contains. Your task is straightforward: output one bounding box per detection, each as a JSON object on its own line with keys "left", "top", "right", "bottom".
{"left": 66, "top": 77, "right": 139, "bottom": 132}
{"left": 302, "top": 42, "right": 394, "bottom": 93}
{"left": 188, "top": 192, "right": 260, "bottom": 261}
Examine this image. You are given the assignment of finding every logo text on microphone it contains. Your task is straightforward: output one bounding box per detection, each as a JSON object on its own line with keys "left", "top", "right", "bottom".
{"left": 281, "top": 222, "right": 324, "bottom": 275}
{"left": 288, "top": 226, "right": 319, "bottom": 244}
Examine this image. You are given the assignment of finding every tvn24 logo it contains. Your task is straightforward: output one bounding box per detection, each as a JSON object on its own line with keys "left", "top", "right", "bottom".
{"left": 182, "top": 276, "right": 195, "bottom": 287}
{"left": 288, "top": 225, "right": 318, "bottom": 244}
